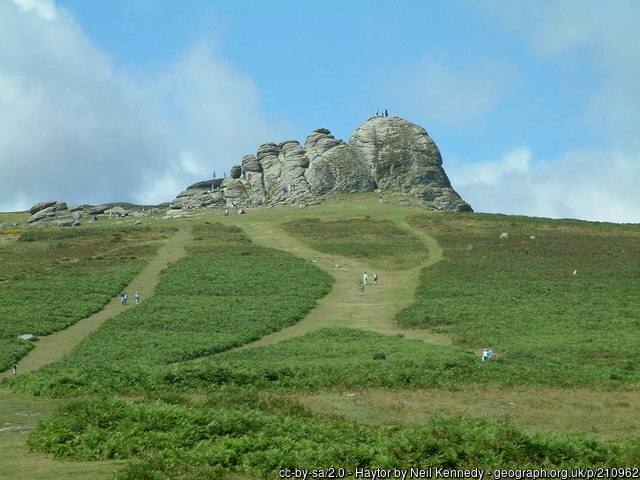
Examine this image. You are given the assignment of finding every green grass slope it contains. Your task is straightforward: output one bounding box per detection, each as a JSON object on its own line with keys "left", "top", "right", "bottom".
{"left": 396, "top": 212, "right": 640, "bottom": 386}
{"left": 0, "top": 225, "right": 165, "bottom": 371}
{"left": 8, "top": 223, "right": 333, "bottom": 396}
{"left": 3, "top": 196, "right": 640, "bottom": 479}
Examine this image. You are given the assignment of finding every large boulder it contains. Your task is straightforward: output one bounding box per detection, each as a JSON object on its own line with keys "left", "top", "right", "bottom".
{"left": 242, "top": 154, "right": 262, "bottom": 173}
{"left": 29, "top": 201, "right": 56, "bottom": 215}
{"left": 350, "top": 116, "right": 471, "bottom": 211}
{"left": 171, "top": 186, "right": 225, "bottom": 209}
{"left": 230, "top": 165, "right": 242, "bottom": 179}
{"left": 279, "top": 141, "right": 309, "bottom": 199}
{"left": 258, "top": 143, "right": 283, "bottom": 199}
{"left": 88, "top": 205, "right": 109, "bottom": 215}
{"left": 221, "top": 178, "right": 248, "bottom": 206}
{"left": 27, "top": 206, "right": 57, "bottom": 223}
{"left": 305, "top": 129, "right": 374, "bottom": 195}
{"left": 105, "top": 206, "right": 127, "bottom": 216}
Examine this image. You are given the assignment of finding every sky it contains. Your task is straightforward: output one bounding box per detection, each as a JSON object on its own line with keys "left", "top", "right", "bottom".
{"left": 1, "top": 0, "right": 639, "bottom": 222}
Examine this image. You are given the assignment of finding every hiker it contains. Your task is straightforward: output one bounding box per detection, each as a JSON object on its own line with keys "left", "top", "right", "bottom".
{"left": 482, "top": 349, "right": 488, "bottom": 361}
{"left": 384, "top": 108, "right": 388, "bottom": 117}
{"left": 224, "top": 208, "right": 229, "bottom": 216}
{"left": 487, "top": 348, "right": 495, "bottom": 360}
{"left": 135, "top": 292, "right": 140, "bottom": 304}
{"left": 237, "top": 208, "right": 245, "bottom": 214}
{"left": 120, "top": 292, "right": 126, "bottom": 305}
{"left": 12, "top": 363, "right": 17, "bottom": 375}
{"left": 379, "top": 194, "right": 383, "bottom": 203}
{"left": 123, "top": 293, "right": 128, "bottom": 305}
{"left": 373, "top": 273, "right": 378, "bottom": 284}
{"left": 363, "top": 272, "right": 368, "bottom": 285}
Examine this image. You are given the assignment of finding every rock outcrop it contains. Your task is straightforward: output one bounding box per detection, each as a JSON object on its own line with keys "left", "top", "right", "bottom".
{"left": 172, "top": 116, "right": 472, "bottom": 211}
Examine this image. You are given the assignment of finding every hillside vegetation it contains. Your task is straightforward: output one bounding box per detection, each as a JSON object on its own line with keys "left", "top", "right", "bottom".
{"left": 281, "top": 217, "right": 427, "bottom": 269}
{"left": 2, "top": 197, "right": 640, "bottom": 479}
{"left": 398, "top": 212, "right": 640, "bottom": 386}
{"left": 0, "top": 225, "right": 166, "bottom": 371}
{"left": 9, "top": 223, "right": 333, "bottom": 396}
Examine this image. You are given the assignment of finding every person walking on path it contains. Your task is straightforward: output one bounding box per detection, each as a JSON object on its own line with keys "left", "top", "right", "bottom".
{"left": 12, "top": 363, "right": 17, "bottom": 375}
{"left": 373, "top": 273, "right": 378, "bottom": 284}
{"left": 363, "top": 272, "right": 369, "bottom": 285}
{"left": 482, "top": 349, "right": 488, "bottom": 361}
{"left": 123, "top": 293, "right": 128, "bottom": 305}
{"left": 120, "top": 292, "right": 126, "bottom": 305}
{"left": 135, "top": 292, "right": 141, "bottom": 304}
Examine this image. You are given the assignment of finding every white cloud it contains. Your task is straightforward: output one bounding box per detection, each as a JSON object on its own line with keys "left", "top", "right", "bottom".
{"left": 12, "top": 0, "right": 56, "bottom": 20}
{"left": 450, "top": 147, "right": 640, "bottom": 223}
{"left": 0, "top": 1, "right": 277, "bottom": 211}
{"left": 448, "top": 1, "right": 640, "bottom": 223}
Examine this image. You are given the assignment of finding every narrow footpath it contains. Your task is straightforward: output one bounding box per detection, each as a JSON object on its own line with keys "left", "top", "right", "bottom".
{"left": 1, "top": 227, "right": 192, "bottom": 378}
{"left": 233, "top": 218, "right": 450, "bottom": 351}
{"left": 0, "top": 227, "right": 192, "bottom": 480}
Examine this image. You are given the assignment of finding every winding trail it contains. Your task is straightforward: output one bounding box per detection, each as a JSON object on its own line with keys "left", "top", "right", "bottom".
{"left": 0, "top": 227, "right": 192, "bottom": 379}
{"left": 231, "top": 217, "right": 450, "bottom": 351}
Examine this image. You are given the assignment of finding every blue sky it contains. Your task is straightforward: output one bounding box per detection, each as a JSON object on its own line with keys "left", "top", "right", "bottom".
{"left": 1, "top": 0, "right": 639, "bottom": 222}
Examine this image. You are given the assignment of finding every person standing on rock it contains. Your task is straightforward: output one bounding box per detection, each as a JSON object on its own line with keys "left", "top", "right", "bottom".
{"left": 363, "top": 272, "right": 368, "bottom": 285}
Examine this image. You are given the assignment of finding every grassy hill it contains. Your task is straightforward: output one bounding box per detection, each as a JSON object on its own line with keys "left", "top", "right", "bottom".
{"left": 1, "top": 194, "right": 639, "bottom": 479}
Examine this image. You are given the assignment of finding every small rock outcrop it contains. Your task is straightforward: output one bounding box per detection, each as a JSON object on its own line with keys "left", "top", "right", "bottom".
{"left": 171, "top": 116, "right": 472, "bottom": 211}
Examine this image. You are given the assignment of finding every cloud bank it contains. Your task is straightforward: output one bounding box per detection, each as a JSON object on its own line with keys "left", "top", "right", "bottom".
{"left": 451, "top": 0, "right": 640, "bottom": 223}
{"left": 0, "top": 0, "right": 275, "bottom": 211}
{"left": 449, "top": 147, "right": 640, "bottom": 223}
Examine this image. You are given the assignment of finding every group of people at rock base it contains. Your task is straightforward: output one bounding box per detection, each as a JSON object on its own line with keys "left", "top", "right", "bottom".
{"left": 363, "top": 272, "right": 378, "bottom": 285}
{"left": 481, "top": 348, "right": 495, "bottom": 361}
{"left": 120, "top": 292, "right": 141, "bottom": 305}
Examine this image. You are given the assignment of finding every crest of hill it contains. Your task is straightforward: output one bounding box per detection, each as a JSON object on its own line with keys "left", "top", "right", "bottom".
{"left": 172, "top": 116, "right": 472, "bottom": 212}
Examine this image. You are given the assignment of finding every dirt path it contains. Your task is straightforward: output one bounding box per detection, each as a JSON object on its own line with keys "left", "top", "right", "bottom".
{"left": 0, "top": 227, "right": 192, "bottom": 479}
{"left": 0, "top": 227, "right": 192, "bottom": 378}
{"left": 231, "top": 218, "right": 450, "bottom": 351}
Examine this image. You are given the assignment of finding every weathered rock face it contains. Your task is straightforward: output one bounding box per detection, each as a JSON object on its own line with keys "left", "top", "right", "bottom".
{"left": 350, "top": 117, "right": 470, "bottom": 211}
{"left": 230, "top": 165, "right": 242, "bottom": 179}
{"left": 170, "top": 116, "right": 471, "bottom": 211}
{"left": 304, "top": 129, "right": 375, "bottom": 195}
{"left": 29, "top": 201, "right": 57, "bottom": 215}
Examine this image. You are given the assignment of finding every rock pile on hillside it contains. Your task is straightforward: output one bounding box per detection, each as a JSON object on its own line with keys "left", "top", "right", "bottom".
{"left": 171, "top": 116, "right": 472, "bottom": 211}
{"left": 24, "top": 202, "right": 159, "bottom": 226}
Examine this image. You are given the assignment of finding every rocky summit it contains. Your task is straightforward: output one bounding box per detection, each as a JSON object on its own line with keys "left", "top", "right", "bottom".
{"left": 172, "top": 116, "right": 471, "bottom": 211}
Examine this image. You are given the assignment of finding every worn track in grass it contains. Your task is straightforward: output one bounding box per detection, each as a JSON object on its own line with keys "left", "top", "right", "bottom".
{"left": 229, "top": 217, "right": 450, "bottom": 350}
